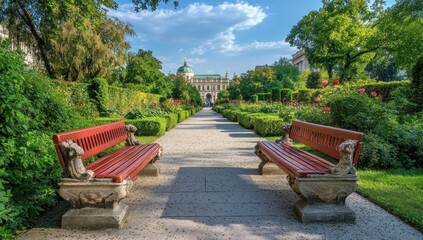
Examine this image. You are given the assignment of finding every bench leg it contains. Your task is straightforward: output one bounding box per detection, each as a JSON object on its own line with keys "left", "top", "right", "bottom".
{"left": 139, "top": 162, "right": 160, "bottom": 177}
{"left": 288, "top": 174, "right": 358, "bottom": 223}
{"left": 255, "top": 147, "right": 284, "bottom": 175}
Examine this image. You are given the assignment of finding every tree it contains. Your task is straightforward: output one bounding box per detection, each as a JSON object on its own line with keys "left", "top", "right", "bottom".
{"left": 0, "top": 0, "right": 177, "bottom": 80}
{"left": 378, "top": 0, "right": 423, "bottom": 76}
{"left": 273, "top": 58, "right": 301, "bottom": 89}
{"left": 171, "top": 75, "right": 201, "bottom": 106}
{"left": 286, "top": 0, "right": 384, "bottom": 81}
{"left": 239, "top": 68, "right": 276, "bottom": 100}
{"left": 365, "top": 52, "right": 401, "bottom": 81}
{"left": 125, "top": 49, "right": 171, "bottom": 96}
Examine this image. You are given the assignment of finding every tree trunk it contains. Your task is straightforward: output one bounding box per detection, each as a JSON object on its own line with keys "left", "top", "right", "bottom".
{"left": 16, "top": 1, "right": 56, "bottom": 79}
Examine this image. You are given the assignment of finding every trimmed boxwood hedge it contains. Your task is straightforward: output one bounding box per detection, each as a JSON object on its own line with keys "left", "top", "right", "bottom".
{"left": 178, "top": 110, "right": 191, "bottom": 122}
{"left": 253, "top": 116, "right": 285, "bottom": 136}
{"left": 125, "top": 117, "right": 167, "bottom": 136}
{"left": 163, "top": 113, "right": 178, "bottom": 131}
{"left": 238, "top": 112, "right": 269, "bottom": 129}
{"left": 222, "top": 109, "right": 240, "bottom": 122}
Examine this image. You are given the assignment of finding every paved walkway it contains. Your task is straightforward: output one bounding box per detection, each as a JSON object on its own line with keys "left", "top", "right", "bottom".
{"left": 18, "top": 108, "right": 422, "bottom": 239}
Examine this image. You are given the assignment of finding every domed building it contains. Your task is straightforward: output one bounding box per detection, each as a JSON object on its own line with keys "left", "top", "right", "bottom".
{"left": 176, "top": 60, "right": 231, "bottom": 106}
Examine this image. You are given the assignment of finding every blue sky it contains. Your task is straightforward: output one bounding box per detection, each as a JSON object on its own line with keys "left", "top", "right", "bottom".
{"left": 111, "top": 0, "right": 396, "bottom": 77}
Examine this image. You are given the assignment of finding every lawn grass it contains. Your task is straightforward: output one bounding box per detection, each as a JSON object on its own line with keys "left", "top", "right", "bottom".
{"left": 265, "top": 136, "right": 423, "bottom": 233}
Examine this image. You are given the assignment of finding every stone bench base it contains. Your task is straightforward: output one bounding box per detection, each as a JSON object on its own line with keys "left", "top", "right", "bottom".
{"left": 288, "top": 174, "right": 358, "bottom": 223}
{"left": 62, "top": 203, "right": 129, "bottom": 229}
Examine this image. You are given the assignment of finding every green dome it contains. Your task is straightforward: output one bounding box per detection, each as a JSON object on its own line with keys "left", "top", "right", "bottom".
{"left": 177, "top": 61, "right": 193, "bottom": 73}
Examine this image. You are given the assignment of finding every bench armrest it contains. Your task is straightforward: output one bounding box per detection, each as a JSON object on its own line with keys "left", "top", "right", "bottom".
{"left": 330, "top": 139, "right": 358, "bottom": 175}
{"left": 125, "top": 124, "right": 141, "bottom": 146}
{"left": 276, "top": 124, "right": 292, "bottom": 145}
{"left": 59, "top": 140, "right": 94, "bottom": 180}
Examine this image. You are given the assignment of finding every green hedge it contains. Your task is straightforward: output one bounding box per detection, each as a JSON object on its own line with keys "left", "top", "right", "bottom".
{"left": 222, "top": 109, "right": 240, "bottom": 122}
{"left": 281, "top": 88, "right": 293, "bottom": 101}
{"left": 163, "top": 113, "right": 178, "bottom": 131}
{"left": 257, "top": 92, "right": 271, "bottom": 101}
{"left": 254, "top": 116, "right": 285, "bottom": 136}
{"left": 271, "top": 88, "right": 281, "bottom": 102}
{"left": 125, "top": 117, "right": 167, "bottom": 136}
{"left": 358, "top": 81, "right": 410, "bottom": 101}
{"left": 178, "top": 110, "right": 191, "bottom": 123}
{"left": 238, "top": 112, "right": 268, "bottom": 129}
{"left": 107, "top": 86, "right": 161, "bottom": 115}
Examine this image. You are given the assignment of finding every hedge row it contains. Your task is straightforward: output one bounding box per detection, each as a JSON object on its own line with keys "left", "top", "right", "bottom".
{"left": 292, "top": 81, "right": 410, "bottom": 102}
{"left": 221, "top": 109, "right": 283, "bottom": 136}
{"left": 92, "top": 107, "right": 201, "bottom": 137}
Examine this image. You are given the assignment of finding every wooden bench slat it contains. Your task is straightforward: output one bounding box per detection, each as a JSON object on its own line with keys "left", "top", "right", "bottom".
{"left": 258, "top": 141, "right": 334, "bottom": 177}
{"left": 86, "top": 143, "right": 161, "bottom": 183}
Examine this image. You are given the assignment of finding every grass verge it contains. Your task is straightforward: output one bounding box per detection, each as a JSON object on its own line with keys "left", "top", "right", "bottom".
{"left": 266, "top": 136, "right": 423, "bottom": 233}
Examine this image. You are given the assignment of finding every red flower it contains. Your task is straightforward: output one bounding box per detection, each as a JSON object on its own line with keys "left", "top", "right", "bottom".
{"left": 359, "top": 88, "right": 366, "bottom": 94}
{"left": 314, "top": 97, "right": 320, "bottom": 102}
{"left": 333, "top": 79, "right": 340, "bottom": 85}
{"left": 371, "top": 91, "right": 377, "bottom": 97}
{"left": 324, "top": 107, "right": 331, "bottom": 113}
{"left": 321, "top": 80, "right": 329, "bottom": 86}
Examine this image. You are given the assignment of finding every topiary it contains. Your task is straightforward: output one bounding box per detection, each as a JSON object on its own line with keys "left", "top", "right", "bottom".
{"left": 306, "top": 71, "right": 320, "bottom": 89}
{"left": 271, "top": 88, "right": 281, "bottom": 102}
{"left": 89, "top": 77, "right": 109, "bottom": 116}
{"left": 411, "top": 57, "right": 423, "bottom": 111}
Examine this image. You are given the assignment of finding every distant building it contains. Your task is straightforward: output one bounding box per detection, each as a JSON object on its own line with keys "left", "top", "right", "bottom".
{"left": 255, "top": 64, "right": 270, "bottom": 70}
{"left": 291, "top": 49, "right": 310, "bottom": 73}
{"left": 176, "top": 61, "right": 230, "bottom": 106}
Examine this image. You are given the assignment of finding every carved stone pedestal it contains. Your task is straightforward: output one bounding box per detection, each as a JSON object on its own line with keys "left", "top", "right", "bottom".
{"left": 288, "top": 174, "right": 357, "bottom": 223}
{"left": 62, "top": 203, "right": 130, "bottom": 229}
{"left": 58, "top": 178, "right": 133, "bottom": 229}
{"left": 139, "top": 162, "right": 160, "bottom": 177}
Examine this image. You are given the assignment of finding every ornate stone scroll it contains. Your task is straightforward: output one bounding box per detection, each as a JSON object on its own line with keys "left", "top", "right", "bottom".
{"left": 59, "top": 140, "right": 94, "bottom": 180}
{"left": 330, "top": 139, "right": 358, "bottom": 175}
{"left": 126, "top": 124, "right": 140, "bottom": 146}
{"left": 276, "top": 124, "right": 292, "bottom": 145}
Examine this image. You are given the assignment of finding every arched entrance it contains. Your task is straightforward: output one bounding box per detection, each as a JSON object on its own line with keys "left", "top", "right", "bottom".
{"left": 206, "top": 93, "right": 212, "bottom": 107}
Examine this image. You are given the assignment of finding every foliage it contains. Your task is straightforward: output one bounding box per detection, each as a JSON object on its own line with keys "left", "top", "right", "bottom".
{"left": 254, "top": 116, "right": 285, "bottom": 136}
{"left": 124, "top": 50, "right": 171, "bottom": 96}
{"left": 306, "top": 71, "right": 321, "bottom": 89}
{"left": 108, "top": 86, "right": 161, "bottom": 116}
{"left": 365, "top": 52, "right": 402, "bottom": 81}
{"left": 0, "top": 41, "right": 92, "bottom": 237}
{"left": 273, "top": 59, "right": 301, "bottom": 89}
{"left": 257, "top": 93, "right": 271, "bottom": 101}
{"left": 217, "top": 90, "right": 230, "bottom": 104}
{"left": 411, "top": 57, "right": 423, "bottom": 111}
{"left": 171, "top": 75, "right": 202, "bottom": 107}
{"left": 281, "top": 88, "right": 293, "bottom": 102}
{"left": 177, "top": 110, "right": 191, "bottom": 123}
{"left": 162, "top": 113, "right": 179, "bottom": 131}
{"left": 238, "top": 68, "right": 276, "bottom": 100}
{"left": 286, "top": 0, "right": 384, "bottom": 80}
{"left": 89, "top": 78, "right": 109, "bottom": 116}
{"left": 0, "top": 0, "right": 133, "bottom": 80}
{"left": 125, "top": 106, "right": 167, "bottom": 119}
{"left": 271, "top": 88, "right": 281, "bottom": 102}
{"left": 125, "top": 117, "right": 167, "bottom": 136}
{"left": 251, "top": 95, "right": 258, "bottom": 103}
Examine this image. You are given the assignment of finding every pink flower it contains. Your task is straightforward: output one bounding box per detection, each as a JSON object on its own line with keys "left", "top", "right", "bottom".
{"left": 371, "top": 91, "right": 377, "bottom": 97}
{"left": 314, "top": 97, "right": 320, "bottom": 102}
{"left": 359, "top": 88, "right": 366, "bottom": 94}
{"left": 283, "top": 96, "right": 287, "bottom": 101}
{"left": 321, "top": 80, "right": 329, "bottom": 86}
{"left": 333, "top": 79, "right": 340, "bottom": 85}
{"left": 324, "top": 107, "right": 331, "bottom": 113}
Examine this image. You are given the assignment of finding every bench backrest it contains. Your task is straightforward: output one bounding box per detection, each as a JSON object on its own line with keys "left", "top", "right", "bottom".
{"left": 289, "top": 120, "right": 363, "bottom": 165}
{"left": 53, "top": 121, "right": 127, "bottom": 168}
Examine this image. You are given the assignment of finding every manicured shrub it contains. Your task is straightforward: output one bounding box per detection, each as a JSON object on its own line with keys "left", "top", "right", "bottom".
{"left": 257, "top": 93, "right": 271, "bottom": 101}
{"left": 89, "top": 77, "right": 109, "bottom": 116}
{"left": 411, "top": 57, "right": 423, "bottom": 110}
{"left": 92, "top": 118, "right": 123, "bottom": 126}
{"left": 125, "top": 117, "right": 167, "bottom": 136}
{"left": 163, "top": 113, "right": 178, "bottom": 131}
{"left": 254, "top": 116, "right": 285, "bottom": 136}
{"left": 238, "top": 113, "right": 269, "bottom": 129}
{"left": 177, "top": 110, "right": 190, "bottom": 122}
{"left": 359, "top": 133, "right": 400, "bottom": 169}
{"left": 281, "top": 88, "right": 293, "bottom": 101}
{"left": 293, "top": 89, "right": 315, "bottom": 102}
{"left": 251, "top": 95, "right": 258, "bottom": 103}
{"left": 306, "top": 71, "right": 320, "bottom": 89}
{"left": 271, "top": 88, "right": 281, "bottom": 102}
{"left": 358, "top": 81, "right": 410, "bottom": 102}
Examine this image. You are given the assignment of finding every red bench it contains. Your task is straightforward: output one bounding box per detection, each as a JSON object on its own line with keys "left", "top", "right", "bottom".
{"left": 255, "top": 120, "right": 363, "bottom": 223}
{"left": 53, "top": 121, "right": 162, "bottom": 229}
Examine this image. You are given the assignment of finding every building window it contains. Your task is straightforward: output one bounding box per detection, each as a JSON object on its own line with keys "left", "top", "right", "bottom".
{"left": 207, "top": 85, "right": 210, "bottom": 91}
{"left": 198, "top": 85, "right": 201, "bottom": 91}
{"left": 217, "top": 85, "right": 220, "bottom": 90}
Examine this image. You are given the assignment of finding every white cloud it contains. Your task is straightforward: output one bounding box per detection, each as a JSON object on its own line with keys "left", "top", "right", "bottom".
{"left": 109, "top": 2, "right": 272, "bottom": 55}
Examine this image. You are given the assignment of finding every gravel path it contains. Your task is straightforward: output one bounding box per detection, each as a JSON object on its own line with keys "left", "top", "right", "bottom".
{"left": 17, "top": 108, "right": 422, "bottom": 239}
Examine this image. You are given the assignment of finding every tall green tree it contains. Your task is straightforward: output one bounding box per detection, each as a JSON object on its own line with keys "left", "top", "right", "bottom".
{"left": 286, "top": 0, "right": 384, "bottom": 81}
{"left": 125, "top": 49, "right": 171, "bottom": 96}
{"left": 378, "top": 0, "right": 423, "bottom": 76}
{"left": 0, "top": 0, "right": 177, "bottom": 80}
{"left": 239, "top": 68, "right": 276, "bottom": 100}
{"left": 273, "top": 57, "right": 301, "bottom": 89}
